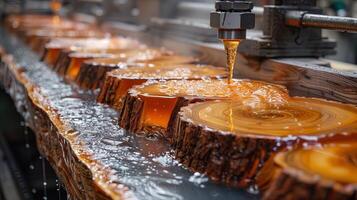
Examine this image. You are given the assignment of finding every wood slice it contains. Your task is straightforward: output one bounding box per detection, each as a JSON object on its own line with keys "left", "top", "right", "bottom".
{"left": 46, "top": 46, "right": 146, "bottom": 76}
{"left": 118, "top": 79, "right": 289, "bottom": 138}
{"left": 25, "top": 28, "right": 105, "bottom": 54}
{"left": 52, "top": 49, "right": 122, "bottom": 78}
{"left": 172, "top": 97, "right": 357, "bottom": 188}
{"left": 5, "top": 15, "right": 74, "bottom": 34}
{"left": 97, "top": 64, "right": 228, "bottom": 110}
{"left": 237, "top": 55, "right": 357, "bottom": 105}
{"left": 5, "top": 15, "right": 53, "bottom": 30}
{"left": 264, "top": 137, "right": 357, "bottom": 200}
{"left": 75, "top": 53, "right": 197, "bottom": 90}
{"left": 52, "top": 48, "right": 125, "bottom": 74}
{"left": 41, "top": 38, "right": 89, "bottom": 66}
{"left": 41, "top": 37, "right": 143, "bottom": 66}
{"left": 64, "top": 48, "right": 179, "bottom": 81}
{"left": 6, "top": 15, "right": 89, "bottom": 39}
{"left": 58, "top": 51, "right": 115, "bottom": 79}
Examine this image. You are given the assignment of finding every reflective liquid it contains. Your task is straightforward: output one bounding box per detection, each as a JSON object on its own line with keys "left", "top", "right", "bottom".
{"left": 183, "top": 98, "right": 357, "bottom": 137}
{"left": 276, "top": 139, "right": 357, "bottom": 184}
{"left": 223, "top": 40, "right": 240, "bottom": 84}
{"left": 132, "top": 79, "right": 289, "bottom": 133}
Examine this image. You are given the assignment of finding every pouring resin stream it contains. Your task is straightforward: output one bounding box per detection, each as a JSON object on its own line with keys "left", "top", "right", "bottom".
{"left": 50, "top": 0, "right": 62, "bottom": 24}
{"left": 223, "top": 40, "right": 240, "bottom": 84}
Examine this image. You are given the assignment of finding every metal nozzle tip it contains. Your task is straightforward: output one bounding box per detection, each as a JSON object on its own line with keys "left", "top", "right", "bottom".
{"left": 218, "top": 29, "right": 246, "bottom": 40}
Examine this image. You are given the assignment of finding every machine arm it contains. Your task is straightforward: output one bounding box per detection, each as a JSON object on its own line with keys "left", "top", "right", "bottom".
{"left": 286, "top": 11, "right": 357, "bottom": 32}
{"left": 210, "top": 0, "right": 255, "bottom": 40}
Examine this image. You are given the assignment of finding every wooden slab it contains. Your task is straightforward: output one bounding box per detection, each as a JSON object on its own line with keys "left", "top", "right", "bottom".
{"left": 237, "top": 55, "right": 357, "bottom": 105}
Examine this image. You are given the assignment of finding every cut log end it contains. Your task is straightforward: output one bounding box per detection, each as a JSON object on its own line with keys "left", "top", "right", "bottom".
{"left": 64, "top": 52, "right": 115, "bottom": 80}
{"left": 5, "top": 15, "right": 86, "bottom": 36}
{"left": 117, "top": 79, "right": 289, "bottom": 139}
{"left": 264, "top": 139, "right": 357, "bottom": 200}
{"left": 75, "top": 53, "right": 196, "bottom": 90}
{"left": 25, "top": 28, "right": 106, "bottom": 54}
{"left": 53, "top": 47, "right": 150, "bottom": 79}
{"left": 180, "top": 98, "right": 357, "bottom": 137}
{"left": 97, "top": 65, "right": 228, "bottom": 110}
{"left": 41, "top": 37, "right": 144, "bottom": 68}
{"left": 172, "top": 98, "right": 357, "bottom": 189}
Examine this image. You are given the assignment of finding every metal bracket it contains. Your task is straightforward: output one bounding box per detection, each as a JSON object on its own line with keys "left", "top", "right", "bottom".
{"left": 239, "top": 2, "right": 337, "bottom": 57}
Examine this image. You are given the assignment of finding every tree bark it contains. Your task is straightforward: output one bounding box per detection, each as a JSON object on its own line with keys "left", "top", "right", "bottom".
{"left": 263, "top": 171, "right": 357, "bottom": 200}
{"left": 172, "top": 113, "right": 278, "bottom": 188}
{"left": 75, "top": 60, "right": 121, "bottom": 90}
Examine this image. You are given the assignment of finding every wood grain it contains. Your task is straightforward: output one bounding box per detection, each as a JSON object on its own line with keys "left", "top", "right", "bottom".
{"left": 237, "top": 55, "right": 357, "bottom": 105}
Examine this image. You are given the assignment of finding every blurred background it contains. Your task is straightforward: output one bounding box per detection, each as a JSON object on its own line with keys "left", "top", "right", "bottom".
{"left": 0, "top": 0, "right": 356, "bottom": 64}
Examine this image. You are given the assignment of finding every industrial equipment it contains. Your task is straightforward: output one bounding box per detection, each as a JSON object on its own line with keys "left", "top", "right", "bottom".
{"left": 0, "top": 1, "right": 356, "bottom": 200}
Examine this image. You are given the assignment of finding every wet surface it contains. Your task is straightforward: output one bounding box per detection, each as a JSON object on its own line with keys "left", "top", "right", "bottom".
{"left": 0, "top": 27, "right": 259, "bottom": 200}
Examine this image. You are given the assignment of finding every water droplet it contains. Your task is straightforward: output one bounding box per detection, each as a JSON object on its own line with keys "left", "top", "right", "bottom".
{"left": 188, "top": 172, "right": 208, "bottom": 185}
{"left": 247, "top": 184, "right": 259, "bottom": 194}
